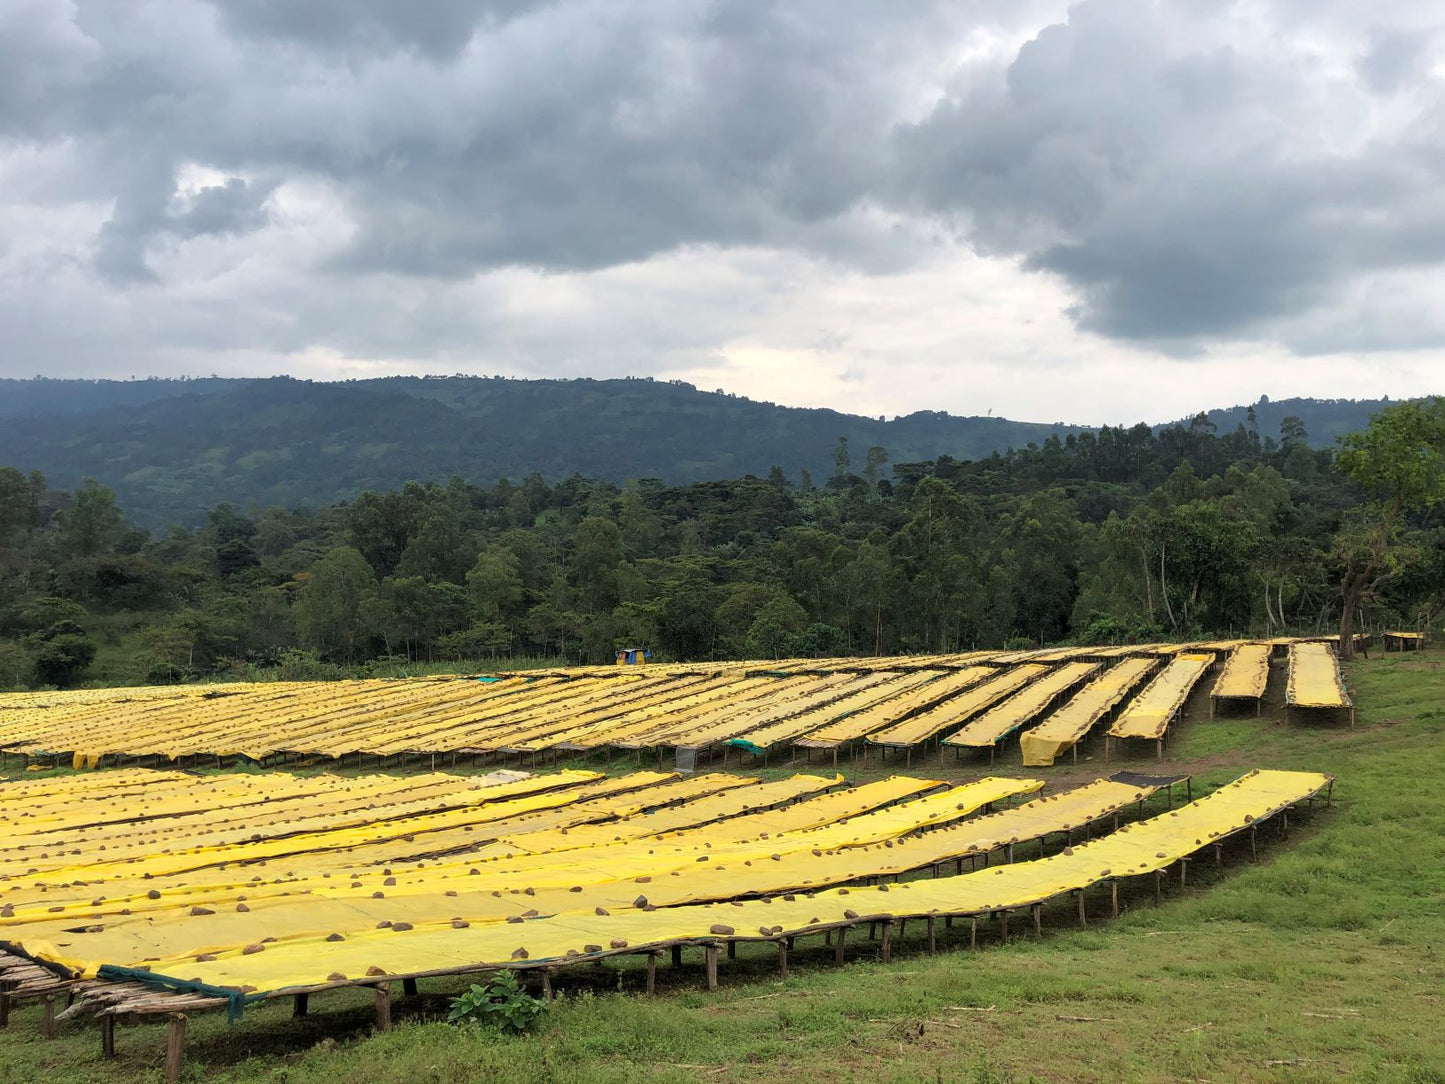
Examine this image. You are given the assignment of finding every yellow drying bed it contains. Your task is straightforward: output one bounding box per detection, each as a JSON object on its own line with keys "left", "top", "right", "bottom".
{"left": 1286, "top": 642, "right": 1353, "bottom": 716}
{"left": 1210, "top": 642, "right": 1272, "bottom": 710}
{"left": 792, "top": 667, "right": 996, "bottom": 751}
{"left": 22, "top": 770, "right": 1328, "bottom": 1000}
{"left": 0, "top": 767, "right": 1054, "bottom": 978}
{"left": 1106, "top": 653, "right": 1215, "bottom": 746}
{"left": 1018, "top": 657, "right": 1157, "bottom": 767}
{"left": 0, "top": 640, "right": 1332, "bottom": 767}
{"left": 941, "top": 662, "right": 1101, "bottom": 754}
{"left": 727, "top": 670, "right": 948, "bottom": 756}
{"left": 866, "top": 665, "right": 1050, "bottom": 751}
{"left": 1383, "top": 631, "right": 1426, "bottom": 651}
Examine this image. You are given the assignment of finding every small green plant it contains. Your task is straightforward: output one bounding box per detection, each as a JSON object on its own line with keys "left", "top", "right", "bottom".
{"left": 447, "top": 971, "right": 548, "bottom": 1034}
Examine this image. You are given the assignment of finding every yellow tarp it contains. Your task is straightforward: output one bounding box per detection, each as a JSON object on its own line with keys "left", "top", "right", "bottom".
{"left": 1107, "top": 654, "right": 1214, "bottom": 741}
{"left": 2, "top": 770, "right": 1049, "bottom": 978}
{"left": 868, "top": 666, "right": 1050, "bottom": 748}
{"left": 942, "top": 662, "right": 1101, "bottom": 749}
{"left": 794, "top": 668, "right": 996, "bottom": 748}
{"left": 65, "top": 770, "right": 1327, "bottom": 995}
{"left": 1286, "top": 642, "right": 1351, "bottom": 708}
{"left": 729, "top": 670, "right": 948, "bottom": 752}
{"left": 1211, "top": 642, "right": 1271, "bottom": 700}
{"left": 1019, "top": 657, "right": 1157, "bottom": 766}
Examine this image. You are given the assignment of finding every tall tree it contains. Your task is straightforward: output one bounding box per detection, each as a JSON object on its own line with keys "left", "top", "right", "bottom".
{"left": 296, "top": 546, "right": 377, "bottom": 662}
{"left": 57, "top": 480, "right": 124, "bottom": 559}
{"left": 1333, "top": 398, "right": 1445, "bottom": 658}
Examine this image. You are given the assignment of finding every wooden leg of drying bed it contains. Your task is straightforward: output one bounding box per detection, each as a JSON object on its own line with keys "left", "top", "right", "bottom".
{"left": 164, "top": 1013, "right": 187, "bottom": 1084}
{"left": 374, "top": 984, "right": 392, "bottom": 1033}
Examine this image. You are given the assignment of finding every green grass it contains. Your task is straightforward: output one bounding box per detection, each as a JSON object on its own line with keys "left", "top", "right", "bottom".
{"left": 4, "top": 654, "right": 1445, "bottom": 1082}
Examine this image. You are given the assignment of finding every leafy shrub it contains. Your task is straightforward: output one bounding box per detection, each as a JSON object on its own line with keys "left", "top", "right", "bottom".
{"left": 447, "top": 971, "right": 547, "bottom": 1034}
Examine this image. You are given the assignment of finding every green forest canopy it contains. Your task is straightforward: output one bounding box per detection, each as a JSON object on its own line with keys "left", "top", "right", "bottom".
{"left": 0, "top": 375, "right": 1398, "bottom": 527}
{"left": 2, "top": 401, "right": 1444, "bottom": 690}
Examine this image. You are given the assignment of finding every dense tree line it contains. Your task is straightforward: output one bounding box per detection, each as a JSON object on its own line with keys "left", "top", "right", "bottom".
{"left": 1, "top": 403, "right": 1442, "bottom": 689}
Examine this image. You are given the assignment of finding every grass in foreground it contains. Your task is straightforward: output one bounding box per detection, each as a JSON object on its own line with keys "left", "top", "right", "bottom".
{"left": 3, "top": 654, "right": 1445, "bottom": 1083}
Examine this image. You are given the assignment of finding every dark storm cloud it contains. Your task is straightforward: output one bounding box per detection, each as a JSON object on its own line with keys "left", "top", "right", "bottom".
{"left": 1, "top": 0, "right": 1444, "bottom": 370}
{"left": 892, "top": 0, "right": 1445, "bottom": 346}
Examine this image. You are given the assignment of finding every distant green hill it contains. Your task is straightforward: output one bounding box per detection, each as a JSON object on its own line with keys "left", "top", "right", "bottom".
{"left": 0, "top": 376, "right": 1400, "bottom": 526}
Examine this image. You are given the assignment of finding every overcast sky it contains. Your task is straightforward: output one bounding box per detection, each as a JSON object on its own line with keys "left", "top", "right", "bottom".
{"left": 3, "top": 0, "right": 1443, "bottom": 425}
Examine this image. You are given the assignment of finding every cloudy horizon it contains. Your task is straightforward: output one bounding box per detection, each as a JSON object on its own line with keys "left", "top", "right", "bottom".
{"left": 3, "top": 0, "right": 1444, "bottom": 426}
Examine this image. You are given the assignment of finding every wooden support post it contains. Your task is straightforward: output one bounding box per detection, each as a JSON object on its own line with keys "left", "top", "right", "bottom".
{"left": 880, "top": 920, "right": 893, "bottom": 963}
{"left": 1032, "top": 903, "right": 1042, "bottom": 937}
{"left": 541, "top": 970, "right": 553, "bottom": 1003}
{"left": 970, "top": 917, "right": 978, "bottom": 950}
{"left": 1179, "top": 858, "right": 1189, "bottom": 887}
{"left": 164, "top": 1013, "right": 187, "bottom": 1084}
{"left": 0, "top": 982, "right": 12, "bottom": 1028}
{"left": 1076, "top": 890, "right": 1087, "bottom": 928}
{"left": 292, "top": 993, "right": 309, "bottom": 1018}
{"left": 101, "top": 1013, "right": 115, "bottom": 1058}
{"left": 402, "top": 977, "right": 419, "bottom": 998}
{"left": 1281, "top": 810, "right": 1289, "bottom": 839}
{"left": 42, "top": 994, "right": 56, "bottom": 1039}
{"left": 727, "top": 940, "right": 737, "bottom": 960}
{"left": 646, "top": 952, "right": 659, "bottom": 995}
{"left": 927, "top": 915, "right": 937, "bottom": 955}
{"left": 835, "top": 926, "right": 848, "bottom": 965}
{"left": 671, "top": 944, "right": 683, "bottom": 968}
{"left": 998, "top": 910, "right": 1009, "bottom": 943}
{"left": 374, "top": 984, "right": 392, "bottom": 1033}
{"left": 1154, "top": 870, "right": 1163, "bottom": 903}
{"left": 1250, "top": 825, "right": 1258, "bottom": 861}
{"left": 1213, "top": 843, "right": 1224, "bottom": 871}
{"left": 777, "top": 939, "right": 789, "bottom": 980}
{"left": 1110, "top": 879, "right": 1119, "bottom": 918}
{"left": 704, "top": 944, "right": 719, "bottom": 992}
{"left": 1007, "top": 842, "right": 1015, "bottom": 864}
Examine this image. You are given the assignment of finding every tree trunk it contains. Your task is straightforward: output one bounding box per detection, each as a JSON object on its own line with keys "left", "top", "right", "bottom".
{"left": 1339, "top": 575, "right": 1364, "bottom": 661}
{"left": 1159, "top": 542, "right": 1176, "bottom": 632}
{"left": 1140, "top": 547, "right": 1155, "bottom": 625}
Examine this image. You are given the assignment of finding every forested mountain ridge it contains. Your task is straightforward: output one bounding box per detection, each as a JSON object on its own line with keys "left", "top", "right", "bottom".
{"left": 0, "top": 376, "right": 1396, "bottom": 526}
{"left": 2, "top": 396, "right": 1442, "bottom": 691}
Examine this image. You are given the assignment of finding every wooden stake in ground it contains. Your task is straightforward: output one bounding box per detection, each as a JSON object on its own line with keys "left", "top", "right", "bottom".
{"left": 374, "top": 984, "right": 392, "bottom": 1033}
{"left": 164, "top": 1013, "right": 187, "bottom": 1084}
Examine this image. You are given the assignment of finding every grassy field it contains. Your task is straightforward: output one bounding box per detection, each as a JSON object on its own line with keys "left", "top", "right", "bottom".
{"left": 2, "top": 652, "right": 1444, "bottom": 1083}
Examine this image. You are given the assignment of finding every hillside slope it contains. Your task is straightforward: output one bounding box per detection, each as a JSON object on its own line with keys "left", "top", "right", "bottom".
{"left": 0, "top": 376, "right": 1394, "bottom": 525}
